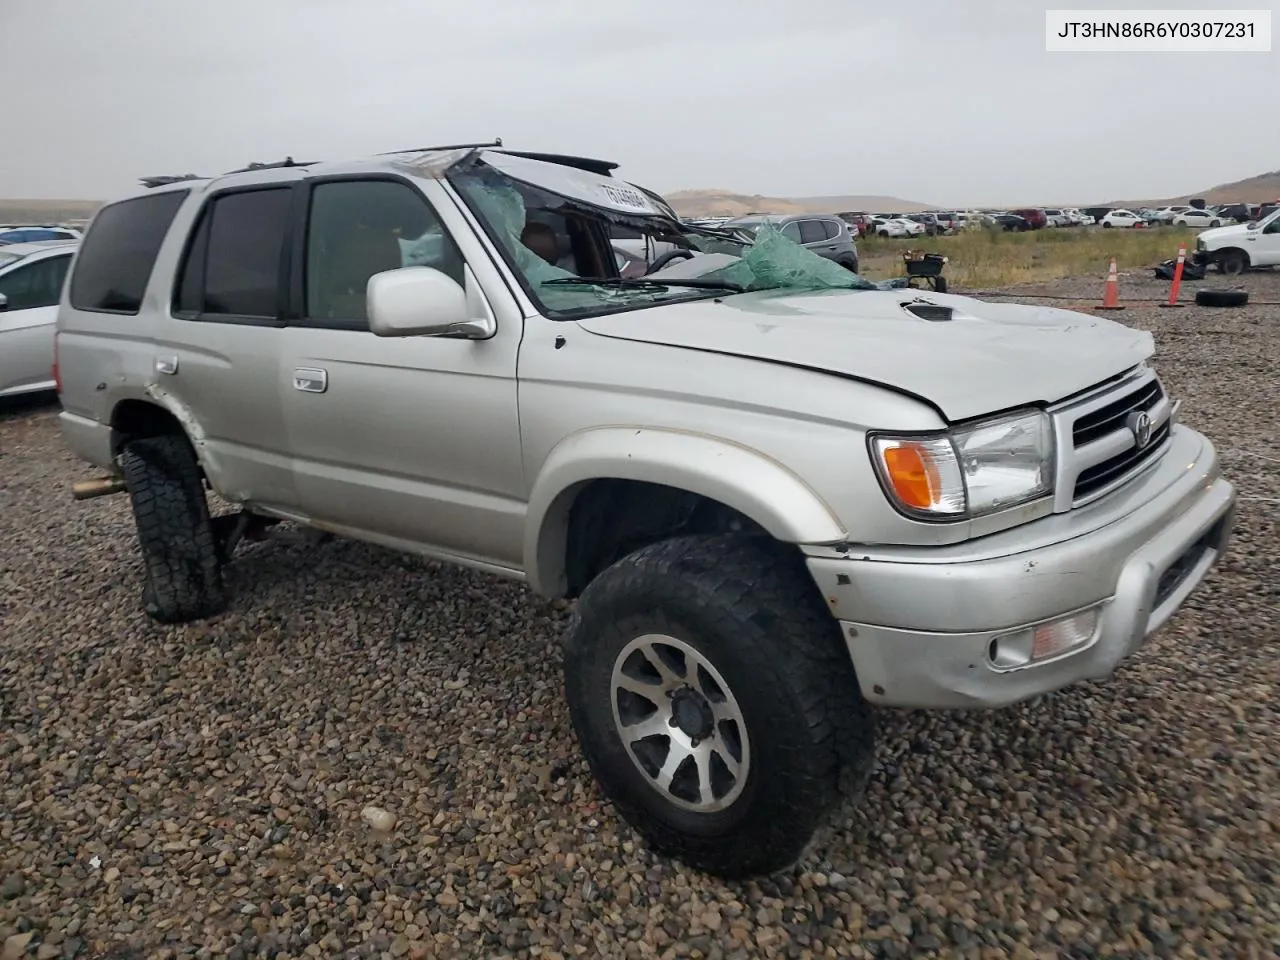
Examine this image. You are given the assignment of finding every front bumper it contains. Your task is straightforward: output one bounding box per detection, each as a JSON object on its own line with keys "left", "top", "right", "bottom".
{"left": 806, "top": 425, "right": 1235, "bottom": 709}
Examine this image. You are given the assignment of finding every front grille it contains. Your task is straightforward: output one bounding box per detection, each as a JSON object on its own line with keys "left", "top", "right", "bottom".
{"left": 1064, "top": 374, "right": 1172, "bottom": 504}
{"left": 1072, "top": 379, "right": 1162, "bottom": 446}
{"left": 1074, "top": 421, "right": 1171, "bottom": 499}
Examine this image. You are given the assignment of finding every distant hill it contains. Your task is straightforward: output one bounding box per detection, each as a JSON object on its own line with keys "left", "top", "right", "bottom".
{"left": 1105, "top": 169, "right": 1280, "bottom": 208}
{"left": 0, "top": 198, "right": 101, "bottom": 224}
{"left": 665, "top": 189, "right": 935, "bottom": 217}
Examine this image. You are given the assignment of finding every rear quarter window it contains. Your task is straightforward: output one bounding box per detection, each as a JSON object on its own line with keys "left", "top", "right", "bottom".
{"left": 69, "top": 190, "right": 189, "bottom": 315}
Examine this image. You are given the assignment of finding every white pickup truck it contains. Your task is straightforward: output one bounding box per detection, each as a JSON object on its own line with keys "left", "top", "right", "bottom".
{"left": 1194, "top": 207, "right": 1280, "bottom": 275}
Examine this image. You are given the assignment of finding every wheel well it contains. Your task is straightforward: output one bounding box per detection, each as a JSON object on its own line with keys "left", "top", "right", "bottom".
{"left": 110, "top": 400, "right": 189, "bottom": 457}
{"left": 1215, "top": 247, "right": 1249, "bottom": 262}
{"left": 562, "top": 479, "right": 774, "bottom": 598}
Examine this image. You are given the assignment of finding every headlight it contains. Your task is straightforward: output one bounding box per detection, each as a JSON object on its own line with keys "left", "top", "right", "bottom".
{"left": 870, "top": 409, "right": 1055, "bottom": 521}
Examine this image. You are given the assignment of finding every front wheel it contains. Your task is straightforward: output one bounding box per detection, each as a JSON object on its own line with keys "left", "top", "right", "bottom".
{"left": 562, "top": 534, "right": 874, "bottom": 878}
{"left": 1217, "top": 250, "right": 1247, "bottom": 276}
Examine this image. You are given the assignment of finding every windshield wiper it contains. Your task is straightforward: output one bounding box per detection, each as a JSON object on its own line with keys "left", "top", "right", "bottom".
{"left": 542, "top": 275, "right": 745, "bottom": 293}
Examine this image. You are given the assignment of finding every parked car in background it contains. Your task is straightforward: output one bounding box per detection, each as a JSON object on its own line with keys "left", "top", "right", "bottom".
{"left": 1011, "top": 208, "right": 1048, "bottom": 230}
{"left": 1172, "top": 209, "right": 1223, "bottom": 228}
{"left": 836, "top": 212, "right": 872, "bottom": 237}
{"left": 1042, "top": 209, "right": 1073, "bottom": 227}
{"left": 990, "top": 213, "right": 1031, "bottom": 232}
{"left": 931, "top": 212, "right": 959, "bottom": 233}
{"left": 1151, "top": 206, "right": 1191, "bottom": 224}
{"left": 1082, "top": 207, "right": 1113, "bottom": 223}
{"left": 1212, "top": 204, "right": 1251, "bottom": 224}
{"left": 0, "top": 239, "right": 77, "bottom": 397}
{"left": 0, "top": 225, "right": 82, "bottom": 245}
{"left": 721, "top": 213, "right": 860, "bottom": 272}
{"left": 869, "top": 216, "right": 926, "bottom": 238}
{"left": 902, "top": 213, "right": 942, "bottom": 236}
{"left": 1100, "top": 209, "right": 1145, "bottom": 229}
{"left": 1194, "top": 206, "right": 1280, "bottom": 275}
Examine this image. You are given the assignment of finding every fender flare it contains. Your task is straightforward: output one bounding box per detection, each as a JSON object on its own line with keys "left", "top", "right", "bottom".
{"left": 524, "top": 426, "right": 847, "bottom": 596}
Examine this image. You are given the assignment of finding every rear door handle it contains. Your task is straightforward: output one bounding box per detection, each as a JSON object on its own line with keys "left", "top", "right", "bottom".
{"left": 293, "top": 367, "right": 328, "bottom": 393}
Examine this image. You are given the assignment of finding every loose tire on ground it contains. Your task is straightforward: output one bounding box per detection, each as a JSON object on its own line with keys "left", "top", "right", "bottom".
{"left": 119, "top": 435, "right": 227, "bottom": 624}
{"left": 562, "top": 533, "right": 874, "bottom": 878}
{"left": 1195, "top": 288, "right": 1250, "bottom": 308}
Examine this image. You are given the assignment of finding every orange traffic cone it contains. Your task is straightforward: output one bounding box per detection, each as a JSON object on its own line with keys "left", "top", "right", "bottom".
{"left": 1096, "top": 257, "right": 1124, "bottom": 310}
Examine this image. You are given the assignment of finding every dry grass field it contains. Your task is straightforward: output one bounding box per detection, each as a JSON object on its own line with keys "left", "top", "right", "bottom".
{"left": 856, "top": 225, "right": 1203, "bottom": 289}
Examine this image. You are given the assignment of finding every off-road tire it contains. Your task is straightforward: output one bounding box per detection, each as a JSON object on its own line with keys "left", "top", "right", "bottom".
{"left": 119, "top": 435, "right": 227, "bottom": 624}
{"left": 1195, "top": 288, "right": 1249, "bottom": 308}
{"left": 563, "top": 533, "right": 874, "bottom": 878}
{"left": 1217, "top": 250, "right": 1248, "bottom": 276}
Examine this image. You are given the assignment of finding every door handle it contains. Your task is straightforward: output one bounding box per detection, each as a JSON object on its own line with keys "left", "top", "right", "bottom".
{"left": 155, "top": 354, "right": 178, "bottom": 375}
{"left": 293, "top": 367, "right": 328, "bottom": 393}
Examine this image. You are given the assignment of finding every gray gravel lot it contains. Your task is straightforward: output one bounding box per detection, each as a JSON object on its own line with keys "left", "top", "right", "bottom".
{"left": 2, "top": 271, "right": 1278, "bottom": 960}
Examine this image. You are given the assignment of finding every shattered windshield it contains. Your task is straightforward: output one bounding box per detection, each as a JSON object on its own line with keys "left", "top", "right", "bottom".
{"left": 446, "top": 158, "right": 879, "bottom": 319}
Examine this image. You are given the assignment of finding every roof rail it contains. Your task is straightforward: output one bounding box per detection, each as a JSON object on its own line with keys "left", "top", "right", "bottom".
{"left": 140, "top": 174, "right": 205, "bottom": 188}
{"left": 377, "top": 138, "right": 503, "bottom": 156}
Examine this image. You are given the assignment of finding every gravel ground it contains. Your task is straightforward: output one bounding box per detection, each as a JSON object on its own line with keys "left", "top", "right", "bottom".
{"left": 2, "top": 270, "right": 1278, "bottom": 960}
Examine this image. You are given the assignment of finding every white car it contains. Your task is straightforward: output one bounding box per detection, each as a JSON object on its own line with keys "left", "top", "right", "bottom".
{"left": 0, "top": 239, "right": 77, "bottom": 397}
{"left": 1099, "top": 209, "right": 1146, "bottom": 229}
{"left": 872, "top": 217, "right": 925, "bottom": 238}
{"left": 1150, "top": 206, "right": 1192, "bottom": 224}
{"left": 1172, "top": 209, "right": 1224, "bottom": 228}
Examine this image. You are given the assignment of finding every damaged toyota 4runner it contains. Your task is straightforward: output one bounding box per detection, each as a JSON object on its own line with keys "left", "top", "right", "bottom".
{"left": 55, "top": 144, "right": 1236, "bottom": 878}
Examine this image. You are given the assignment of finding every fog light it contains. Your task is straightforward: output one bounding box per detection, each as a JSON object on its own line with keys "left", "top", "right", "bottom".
{"left": 988, "top": 607, "right": 1100, "bottom": 670}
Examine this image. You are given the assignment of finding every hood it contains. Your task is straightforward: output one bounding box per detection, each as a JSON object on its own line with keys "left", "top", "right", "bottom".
{"left": 574, "top": 289, "right": 1153, "bottom": 422}
{"left": 1197, "top": 222, "right": 1248, "bottom": 245}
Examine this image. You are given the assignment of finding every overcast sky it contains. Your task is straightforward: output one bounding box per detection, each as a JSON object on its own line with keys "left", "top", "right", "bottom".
{"left": 2, "top": 0, "right": 1276, "bottom": 206}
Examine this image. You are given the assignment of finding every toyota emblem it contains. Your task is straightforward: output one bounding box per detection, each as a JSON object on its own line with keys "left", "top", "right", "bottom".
{"left": 1127, "top": 410, "right": 1153, "bottom": 448}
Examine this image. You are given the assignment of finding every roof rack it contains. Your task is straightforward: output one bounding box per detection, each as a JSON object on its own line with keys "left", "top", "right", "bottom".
{"left": 225, "top": 156, "right": 316, "bottom": 174}
{"left": 140, "top": 174, "right": 205, "bottom": 189}
{"left": 378, "top": 138, "right": 504, "bottom": 156}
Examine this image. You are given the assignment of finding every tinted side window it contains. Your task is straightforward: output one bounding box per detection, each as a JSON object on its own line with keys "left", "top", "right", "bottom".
{"left": 176, "top": 188, "right": 292, "bottom": 319}
{"left": 822, "top": 219, "right": 843, "bottom": 240}
{"left": 780, "top": 221, "right": 803, "bottom": 243}
{"left": 799, "top": 220, "right": 827, "bottom": 244}
{"left": 304, "top": 179, "right": 464, "bottom": 326}
{"left": 69, "top": 191, "right": 187, "bottom": 314}
{"left": 0, "top": 255, "right": 72, "bottom": 310}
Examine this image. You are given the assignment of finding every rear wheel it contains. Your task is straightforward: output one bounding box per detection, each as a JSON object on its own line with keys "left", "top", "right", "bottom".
{"left": 563, "top": 534, "right": 874, "bottom": 878}
{"left": 119, "top": 435, "right": 227, "bottom": 624}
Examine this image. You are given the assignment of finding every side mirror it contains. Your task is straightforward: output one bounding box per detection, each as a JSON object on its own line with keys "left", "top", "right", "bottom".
{"left": 1246, "top": 220, "right": 1259, "bottom": 230}
{"left": 0, "top": 293, "right": 7, "bottom": 312}
{"left": 367, "top": 266, "right": 495, "bottom": 339}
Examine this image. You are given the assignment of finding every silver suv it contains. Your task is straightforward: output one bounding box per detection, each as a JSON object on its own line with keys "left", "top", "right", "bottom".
{"left": 721, "top": 213, "right": 860, "bottom": 273}
{"left": 55, "top": 145, "right": 1235, "bottom": 879}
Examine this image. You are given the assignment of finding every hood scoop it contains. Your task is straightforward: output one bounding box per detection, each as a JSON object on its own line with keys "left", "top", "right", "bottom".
{"left": 902, "top": 300, "right": 955, "bottom": 322}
